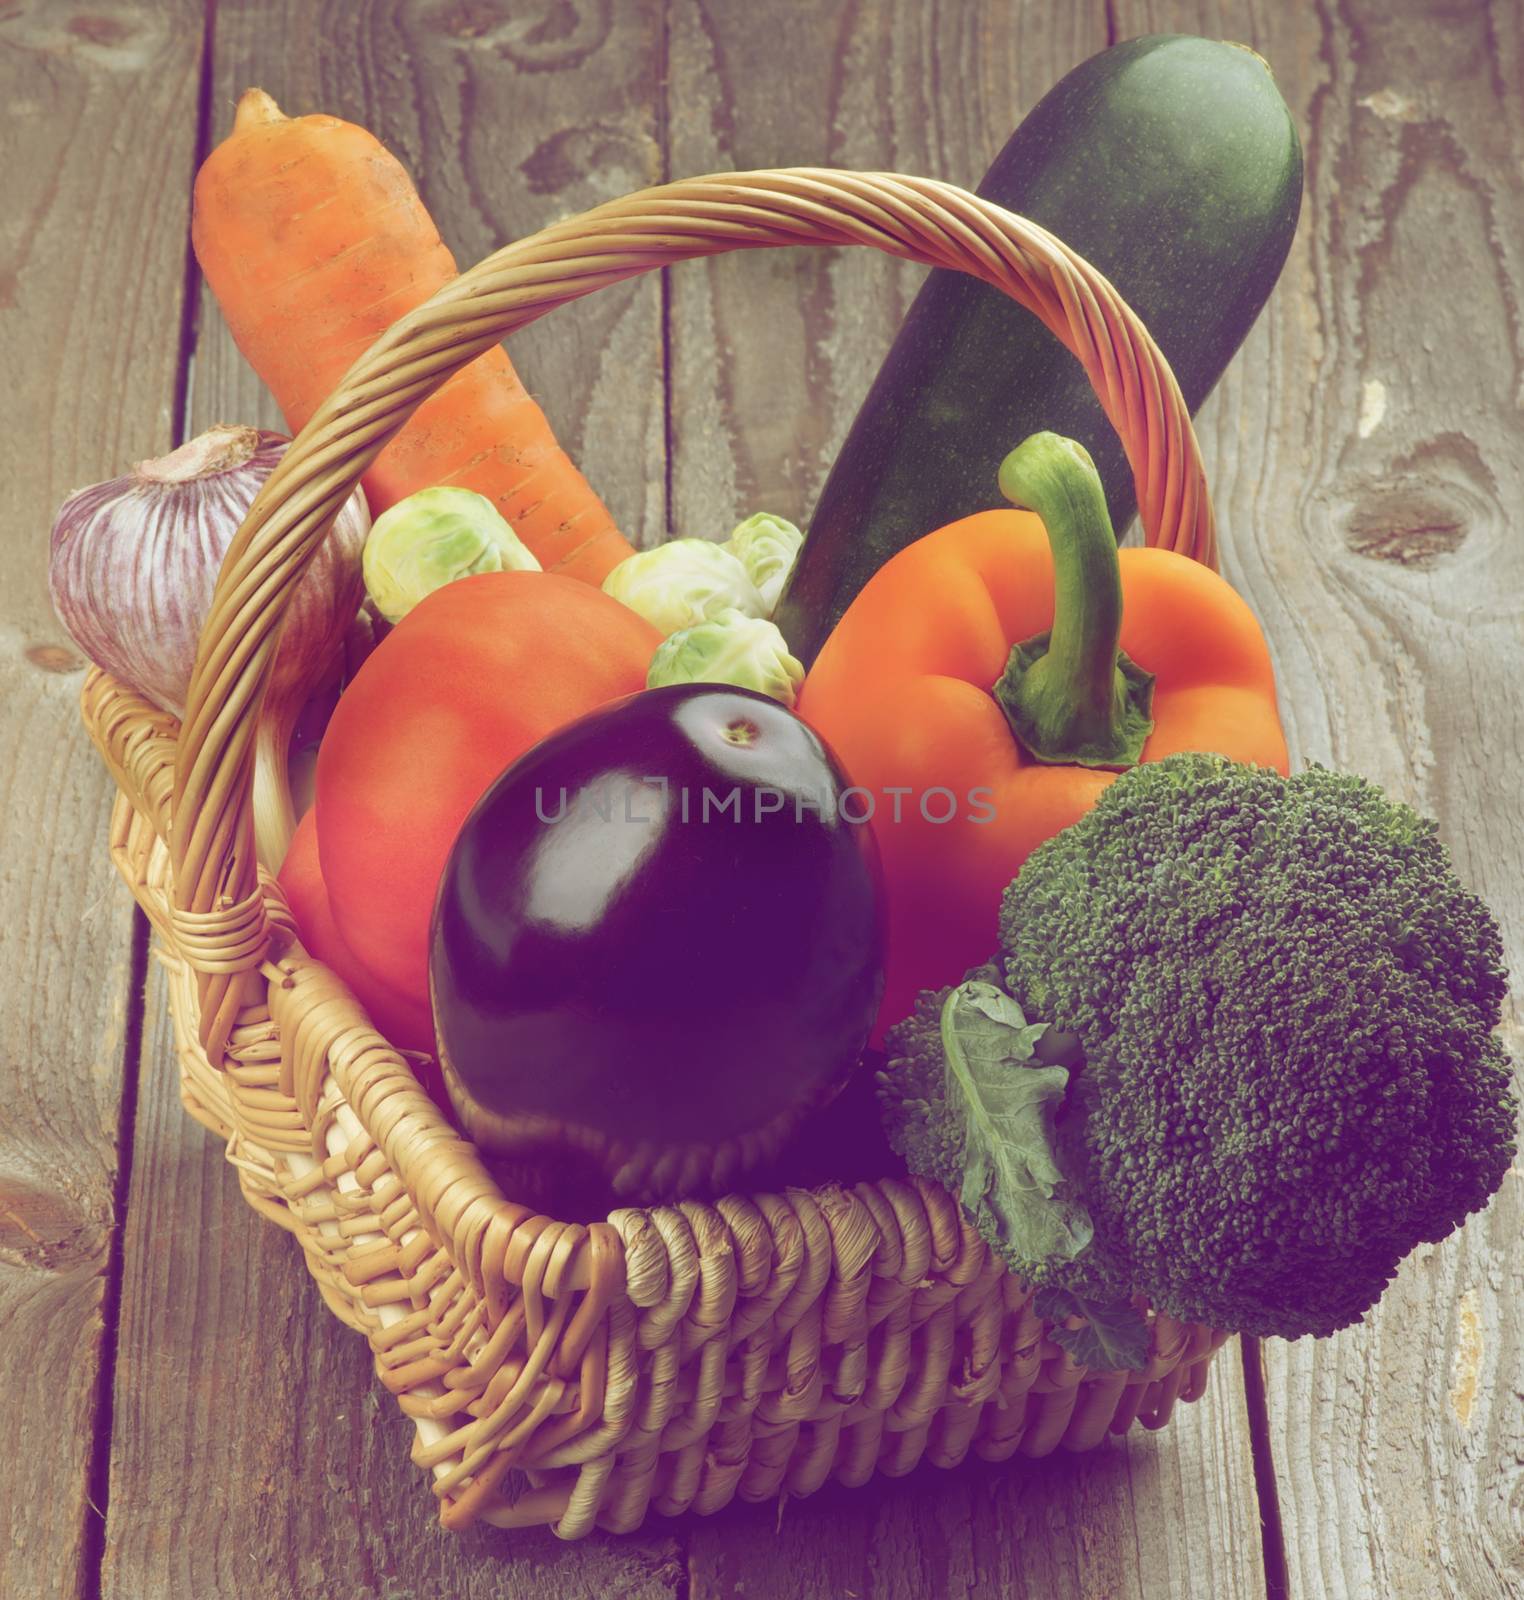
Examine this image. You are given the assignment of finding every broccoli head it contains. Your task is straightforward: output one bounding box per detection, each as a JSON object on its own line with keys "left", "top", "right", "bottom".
{"left": 994, "top": 752, "right": 1516, "bottom": 1340}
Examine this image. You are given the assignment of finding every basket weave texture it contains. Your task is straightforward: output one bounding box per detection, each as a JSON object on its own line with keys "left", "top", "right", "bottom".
{"left": 85, "top": 169, "right": 1228, "bottom": 1537}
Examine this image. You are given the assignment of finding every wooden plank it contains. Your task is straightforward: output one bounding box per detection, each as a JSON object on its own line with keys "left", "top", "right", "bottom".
{"left": 667, "top": 0, "right": 1115, "bottom": 535}
{"left": 0, "top": 4, "right": 204, "bottom": 1596}
{"left": 1110, "top": 2, "right": 1524, "bottom": 1596}
{"left": 667, "top": 5, "right": 1267, "bottom": 1594}
{"left": 685, "top": 1354, "right": 1262, "bottom": 1600}
{"left": 100, "top": 1, "right": 677, "bottom": 1594}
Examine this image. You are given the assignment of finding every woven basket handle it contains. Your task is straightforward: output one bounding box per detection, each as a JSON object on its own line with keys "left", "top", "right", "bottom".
{"left": 170, "top": 167, "right": 1216, "bottom": 1054}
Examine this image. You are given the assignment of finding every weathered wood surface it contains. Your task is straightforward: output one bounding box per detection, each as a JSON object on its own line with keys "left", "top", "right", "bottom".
{"left": 682, "top": 1379, "right": 1263, "bottom": 1600}
{"left": 1113, "top": 3, "right": 1524, "bottom": 1597}
{"left": 0, "top": 3, "right": 204, "bottom": 1597}
{"left": 665, "top": 0, "right": 1108, "bottom": 533}
{"left": 7, "top": 0, "right": 1522, "bottom": 1595}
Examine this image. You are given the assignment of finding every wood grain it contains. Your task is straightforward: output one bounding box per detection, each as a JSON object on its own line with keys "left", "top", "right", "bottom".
{"left": 100, "top": 2, "right": 678, "bottom": 1595}
{"left": 0, "top": 3, "right": 204, "bottom": 1596}
{"left": 1110, "top": 3, "right": 1524, "bottom": 1597}
{"left": 667, "top": 4, "right": 1266, "bottom": 1592}
{"left": 665, "top": 0, "right": 1114, "bottom": 538}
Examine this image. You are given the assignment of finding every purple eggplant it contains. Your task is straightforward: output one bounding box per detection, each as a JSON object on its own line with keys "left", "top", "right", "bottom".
{"left": 430, "top": 685, "right": 884, "bottom": 1197}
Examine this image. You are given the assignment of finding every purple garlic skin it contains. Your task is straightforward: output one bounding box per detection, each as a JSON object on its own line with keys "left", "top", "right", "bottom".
{"left": 47, "top": 423, "right": 369, "bottom": 718}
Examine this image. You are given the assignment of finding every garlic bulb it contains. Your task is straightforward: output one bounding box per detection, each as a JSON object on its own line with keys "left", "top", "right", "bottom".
{"left": 48, "top": 424, "right": 369, "bottom": 867}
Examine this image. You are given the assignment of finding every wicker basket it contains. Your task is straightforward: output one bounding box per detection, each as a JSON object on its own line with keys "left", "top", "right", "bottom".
{"left": 84, "top": 169, "right": 1231, "bottom": 1538}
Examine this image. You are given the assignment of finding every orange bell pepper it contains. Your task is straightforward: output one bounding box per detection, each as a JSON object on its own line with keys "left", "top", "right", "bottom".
{"left": 798, "top": 432, "right": 1287, "bottom": 1041}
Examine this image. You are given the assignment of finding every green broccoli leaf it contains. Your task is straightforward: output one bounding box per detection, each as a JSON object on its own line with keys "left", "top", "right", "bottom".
{"left": 939, "top": 979, "right": 1094, "bottom": 1265}
{"left": 1032, "top": 1285, "right": 1151, "bottom": 1372}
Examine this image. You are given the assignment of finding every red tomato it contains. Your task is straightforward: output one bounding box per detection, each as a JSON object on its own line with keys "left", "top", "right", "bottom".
{"left": 312, "top": 571, "right": 659, "bottom": 1017}
{"left": 278, "top": 808, "right": 437, "bottom": 1053}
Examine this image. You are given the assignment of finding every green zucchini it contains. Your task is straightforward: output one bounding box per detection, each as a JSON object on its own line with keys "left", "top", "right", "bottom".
{"left": 776, "top": 34, "right": 1303, "bottom": 666}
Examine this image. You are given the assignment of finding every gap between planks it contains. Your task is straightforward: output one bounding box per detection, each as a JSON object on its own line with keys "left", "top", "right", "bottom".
{"left": 78, "top": 914, "right": 149, "bottom": 1600}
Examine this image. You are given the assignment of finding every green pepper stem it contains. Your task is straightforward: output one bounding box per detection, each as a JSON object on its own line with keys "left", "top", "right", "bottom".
{"left": 991, "top": 432, "right": 1155, "bottom": 769}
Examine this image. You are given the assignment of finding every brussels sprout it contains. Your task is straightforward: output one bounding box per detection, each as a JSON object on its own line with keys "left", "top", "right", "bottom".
{"left": 724, "top": 512, "right": 803, "bottom": 614}
{"left": 602, "top": 538, "right": 765, "bottom": 635}
{"left": 363, "top": 486, "right": 539, "bottom": 624}
{"left": 647, "top": 609, "right": 805, "bottom": 707}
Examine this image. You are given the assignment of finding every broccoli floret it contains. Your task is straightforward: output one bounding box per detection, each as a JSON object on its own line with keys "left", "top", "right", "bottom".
{"left": 997, "top": 752, "right": 1517, "bottom": 1340}
{"left": 877, "top": 981, "right": 969, "bottom": 1203}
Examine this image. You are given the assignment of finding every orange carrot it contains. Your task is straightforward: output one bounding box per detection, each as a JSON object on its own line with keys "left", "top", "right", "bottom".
{"left": 191, "top": 89, "right": 633, "bottom": 585}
